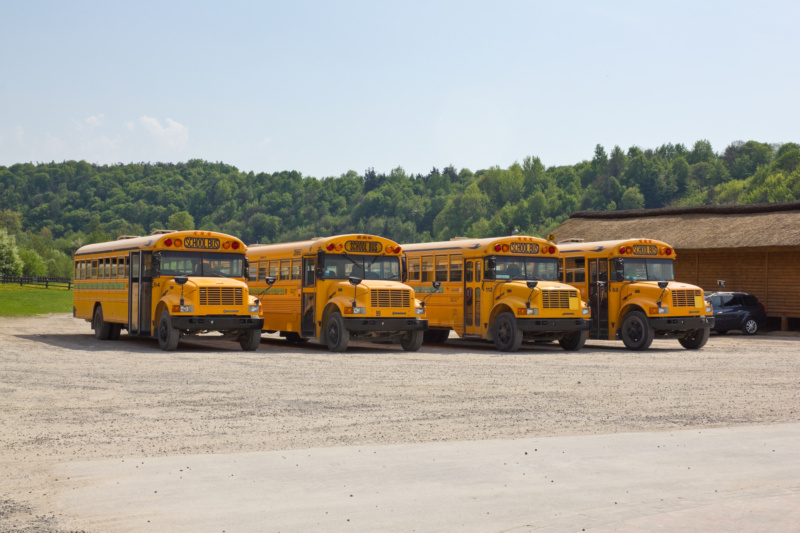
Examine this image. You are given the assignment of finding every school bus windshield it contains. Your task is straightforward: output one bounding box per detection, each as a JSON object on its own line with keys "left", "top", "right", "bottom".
{"left": 323, "top": 254, "right": 401, "bottom": 280}
{"left": 489, "top": 256, "right": 560, "bottom": 281}
{"left": 157, "top": 251, "right": 245, "bottom": 278}
{"left": 622, "top": 258, "right": 675, "bottom": 282}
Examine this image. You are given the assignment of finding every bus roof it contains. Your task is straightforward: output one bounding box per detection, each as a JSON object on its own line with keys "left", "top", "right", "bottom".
{"left": 74, "top": 230, "right": 246, "bottom": 257}
{"left": 403, "top": 235, "right": 556, "bottom": 256}
{"left": 247, "top": 234, "right": 401, "bottom": 258}
{"left": 557, "top": 239, "right": 674, "bottom": 258}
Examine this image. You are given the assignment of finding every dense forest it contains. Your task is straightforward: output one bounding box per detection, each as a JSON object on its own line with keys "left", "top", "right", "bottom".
{"left": 1, "top": 139, "right": 799, "bottom": 278}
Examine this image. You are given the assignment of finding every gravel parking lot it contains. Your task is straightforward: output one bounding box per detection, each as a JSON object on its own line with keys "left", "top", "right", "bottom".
{"left": 1, "top": 315, "right": 798, "bottom": 532}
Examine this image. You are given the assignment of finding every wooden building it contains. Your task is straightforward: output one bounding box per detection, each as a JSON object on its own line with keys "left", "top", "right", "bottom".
{"left": 552, "top": 202, "right": 800, "bottom": 331}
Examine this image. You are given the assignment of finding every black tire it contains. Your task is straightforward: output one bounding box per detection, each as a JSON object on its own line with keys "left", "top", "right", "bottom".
{"left": 239, "top": 329, "right": 261, "bottom": 351}
{"left": 423, "top": 329, "right": 450, "bottom": 344}
{"left": 109, "top": 324, "right": 122, "bottom": 340}
{"left": 400, "top": 330, "right": 424, "bottom": 352}
{"left": 679, "top": 328, "right": 710, "bottom": 349}
{"left": 93, "top": 306, "right": 112, "bottom": 340}
{"left": 558, "top": 330, "right": 587, "bottom": 351}
{"left": 157, "top": 310, "right": 180, "bottom": 351}
{"left": 742, "top": 318, "right": 759, "bottom": 335}
{"left": 492, "top": 312, "right": 523, "bottom": 352}
{"left": 325, "top": 312, "right": 349, "bottom": 352}
{"left": 284, "top": 331, "right": 309, "bottom": 343}
{"left": 620, "top": 310, "right": 654, "bottom": 350}
{"left": 716, "top": 330, "right": 728, "bottom": 335}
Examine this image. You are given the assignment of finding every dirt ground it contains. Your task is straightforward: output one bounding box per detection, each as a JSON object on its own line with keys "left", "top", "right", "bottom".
{"left": 1, "top": 315, "right": 798, "bottom": 532}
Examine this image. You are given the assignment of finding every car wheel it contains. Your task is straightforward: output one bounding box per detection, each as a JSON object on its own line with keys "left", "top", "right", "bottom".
{"left": 742, "top": 318, "right": 759, "bottom": 335}
{"left": 620, "top": 310, "right": 654, "bottom": 351}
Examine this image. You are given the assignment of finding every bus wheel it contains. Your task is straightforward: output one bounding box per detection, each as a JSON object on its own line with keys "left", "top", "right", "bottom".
{"left": 157, "top": 310, "right": 180, "bottom": 351}
{"left": 325, "top": 312, "right": 349, "bottom": 352}
{"left": 109, "top": 324, "right": 122, "bottom": 340}
{"left": 620, "top": 310, "right": 654, "bottom": 350}
{"left": 423, "top": 329, "right": 450, "bottom": 344}
{"left": 558, "top": 330, "right": 587, "bottom": 351}
{"left": 492, "top": 312, "right": 523, "bottom": 352}
{"left": 93, "top": 307, "right": 112, "bottom": 340}
{"left": 679, "top": 328, "right": 710, "bottom": 349}
{"left": 284, "top": 332, "right": 309, "bottom": 343}
{"left": 239, "top": 329, "right": 261, "bottom": 351}
{"left": 400, "top": 330, "right": 424, "bottom": 352}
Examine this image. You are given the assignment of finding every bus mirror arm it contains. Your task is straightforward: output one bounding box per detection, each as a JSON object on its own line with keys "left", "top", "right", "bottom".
{"left": 656, "top": 280, "right": 669, "bottom": 307}
{"left": 525, "top": 281, "right": 538, "bottom": 308}
{"left": 174, "top": 275, "right": 188, "bottom": 305}
{"left": 421, "top": 281, "right": 441, "bottom": 310}
{"left": 349, "top": 277, "right": 362, "bottom": 306}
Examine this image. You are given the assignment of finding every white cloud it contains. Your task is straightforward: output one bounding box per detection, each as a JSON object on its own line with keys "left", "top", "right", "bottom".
{"left": 81, "top": 114, "right": 105, "bottom": 129}
{"left": 140, "top": 116, "right": 189, "bottom": 151}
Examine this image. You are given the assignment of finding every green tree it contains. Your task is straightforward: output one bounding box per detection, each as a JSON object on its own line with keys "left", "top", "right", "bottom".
{"left": 620, "top": 186, "right": 646, "bottom": 210}
{"left": 167, "top": 210, "right": 195, "bottom": 231}
{"left": 0, "top": 229, "right": 23, "bottom": 276}
{"left": 18, "top": 248, "right": 48, "bottom": 277}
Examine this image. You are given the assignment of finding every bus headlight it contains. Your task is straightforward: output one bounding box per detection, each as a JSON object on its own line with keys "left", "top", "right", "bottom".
{"left": 415, "top": 307, "right": 425, "bottom": 315}
{"left": 345, "top": 306, "right": 366, "bottom": 315}
{"left": 173, "top": 305, "right": 194, "bottom": 313}
{"left": 650, "top": 306, "right": 669, "bottom": 315}
{"left": 581, "top": 307, "right": 590, "bottom": 316}
{"left": 248, "top": 304, "right": 260, "bottom": 313}
{"left": 517, "top": 307, "right": 538, "bottom": 316}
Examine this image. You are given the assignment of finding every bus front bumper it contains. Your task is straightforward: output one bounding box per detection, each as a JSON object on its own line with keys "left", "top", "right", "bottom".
{"left": 516, "top": 317, "right": 592, "bottom": 332}
{"left": 649, "top": 315, "right": 714, "bottom": 331}
{"left": 171, "top": 316, "right": 264, "bottom": 331}
{"left": 343, "top": 317, "right": 428, "bottom": 333}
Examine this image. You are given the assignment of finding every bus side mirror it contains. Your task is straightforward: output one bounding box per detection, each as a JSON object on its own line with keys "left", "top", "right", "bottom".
{"left": 401, "top": 257, "right": 408, "bottom": 283}
{"left": 349, "top": 277, "right": 362, "bottom": 286}
{"left": 614, "top": 258, "right": 624, "bottom": 281}
{"left": 432, "top": 281, "right": 441, "bottom": 291}
{"left": 485, "top": 257, "right": 496, "bottom": 280}
{"left": 526, "top": 281, "right": 538, "bottom": 289}
{"left": 175, "top": 275, "right": 188, "bottom": 285}
{"left": 244, "top": 257, "right": 250, "bottom": 280}
{"left": 152, "top": 254, "right": 161, "bottom": 277}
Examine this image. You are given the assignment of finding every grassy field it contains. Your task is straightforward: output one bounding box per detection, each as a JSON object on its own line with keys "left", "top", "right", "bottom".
{"left": 0, "top": 284, "right": 73, "bottom": 316}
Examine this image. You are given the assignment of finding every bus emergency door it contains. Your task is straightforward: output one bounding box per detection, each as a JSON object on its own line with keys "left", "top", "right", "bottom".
{"left": 301, "top": 256, "right": 316, "bottom": 338}
{"left": 127, "top": 251, "right": 152, "bottom": 335}
{"left": 588, "top": 259, "right": 609, "bottom": 339}
{"left": 464, "top": 259, "right": 482, "bottom": 336}
{"left": 128, "top": 251, "right": 140, "bottom": 333}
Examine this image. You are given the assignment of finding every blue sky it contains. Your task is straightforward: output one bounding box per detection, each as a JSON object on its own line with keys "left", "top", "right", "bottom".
{"left": 1, "top": 1, "right": 798, "bottom": 178}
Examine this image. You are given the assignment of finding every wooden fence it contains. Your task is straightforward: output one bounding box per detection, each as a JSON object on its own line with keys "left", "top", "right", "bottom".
{"left": 0, "top": 275, "right": 72, "bottom": 289}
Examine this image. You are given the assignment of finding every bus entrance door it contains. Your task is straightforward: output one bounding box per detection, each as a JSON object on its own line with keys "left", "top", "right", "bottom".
{"left": 588, "top": 259, "right": 609, "bottom": 339}
{"left": 128, "top": 251, "right": 140, "bottom": 334}
{"left": 464, "top": 259, "right": 482, "bottom": 336}
{"left": 301, "top": 256, "right": 316, "bottom": 338}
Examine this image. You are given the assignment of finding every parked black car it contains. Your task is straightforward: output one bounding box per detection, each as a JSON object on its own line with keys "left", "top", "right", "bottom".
{"left": 704, "top": 292, "right": 767, "bottom": 335}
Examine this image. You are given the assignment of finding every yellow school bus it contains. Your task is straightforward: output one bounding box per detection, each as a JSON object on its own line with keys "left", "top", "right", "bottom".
{"left": 402, "top": 236, "right": 591, "bottom": 352}
{"left": 73, "top": 230, "right": 263, "bottom": 351}
{"left": 246, "top": 234, "right": 428, "bottom": 352}
{"left": 558, "top": 239, "right": 714, "bottom": 350}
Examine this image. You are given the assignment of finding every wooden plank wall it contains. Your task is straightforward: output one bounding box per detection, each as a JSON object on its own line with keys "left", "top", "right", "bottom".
{"left": 675, "top": 249, "right": 800, "bottom": 319}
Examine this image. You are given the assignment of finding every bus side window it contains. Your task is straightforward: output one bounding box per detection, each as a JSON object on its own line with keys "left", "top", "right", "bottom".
{"left": 74, "top": 261, "right": 80, "bottom": 280}
{"left": 450, "top": 255, "right": 463, "bottom": 282}
{"left": 475, "top": 261, "right": 481, "bottom": 283}
{"left": 269, "top": 261, "right": 279, "bottom": 280}
{"left": 465, "top": 261, "right": 473, "bottom": 283}
{"left": 105, "top": 258, "right": 111, "bottom": 278}
{"left": 408, "top": 257, "right": 420, "bottom": 281}
{"left": 92, "top": 260, "right": 98, "bottom": 278}
{"left": 258, "top": 261, "right": 267, "bottom": 281}
{"left": 111, "top": 258, "right": 118, "bottom": 278}
{"left": 280, "top": 260, "right": 290, "bottom": 280}
{"left": 566, "top": 257, "right": 585, "bottom": 283}
{"left": 291, "top": 260, "right": 301, "bottom": 280}
{"left": 421, "top": 256, "right": 433, "bottom": 282}
{"left": 435, "top": 254, "right": 448, "bottom": 283}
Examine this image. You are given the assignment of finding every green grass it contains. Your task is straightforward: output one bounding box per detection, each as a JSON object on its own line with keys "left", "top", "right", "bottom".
{"left": 0, "top": 284, "right": 74, "bottom": 316}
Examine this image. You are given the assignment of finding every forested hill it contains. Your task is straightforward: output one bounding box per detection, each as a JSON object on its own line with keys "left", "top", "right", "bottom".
{"left": 1, "top": 139, "right": 799, "bottom": 277}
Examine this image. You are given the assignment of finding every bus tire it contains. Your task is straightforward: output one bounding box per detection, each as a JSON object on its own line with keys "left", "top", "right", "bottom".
{"left": 93, "top": 306, "right": 112, "bottom": 340}
{"left": 157, "top": 310, "right": 180, "bottom": 351}
{"left": 423, "top": 329, "right": 450, "bottom": 344}
{"left": 400, "top": 330, "right": 424, "bottom": 352}
{"left": 284, "top": 332, "right": 309, "bottom": 343}
{"left": 325, "top": 312, "right": 349, "bottom": 352}
{"left": 239, "top": 329, "right": 261, "bottom": 351}
{"left": 558, "top": 330, "right": 587, "bottom": 351}
{"left": 492, "top": 312, "right": 523, "bottom": 352}
{"left": 620, "top": 310, "right": 654, "bottom": 350}
{"left": 109, "top": 324, "right": 122, "bottom": 340}
{"left": 679, "top": 328, "right": 710, "bottom": 349}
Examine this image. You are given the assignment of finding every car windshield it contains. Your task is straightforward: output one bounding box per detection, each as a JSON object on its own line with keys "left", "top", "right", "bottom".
{"left": 322, "top": 254, "right": 401, "bottom": 281}
{"left": 490, "top": 256, "right": 560, "bottom": 281}
{"left": 157, "top": 251, "right": 245, "bottom": 278}
{"left": 622, "top": 258, "right": 674, "bottom": 282}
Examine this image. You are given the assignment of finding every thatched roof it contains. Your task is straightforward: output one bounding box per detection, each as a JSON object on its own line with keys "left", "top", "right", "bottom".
{"left": 553, "top": 202, "right": 800, "bottom": 250}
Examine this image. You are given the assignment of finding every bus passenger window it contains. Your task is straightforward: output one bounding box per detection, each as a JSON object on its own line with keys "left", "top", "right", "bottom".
{"left": 566, "top": 258, "right": 585, "bottom": 283}
{"left": 408, "top": 257, "right": 420, "bottom": 281}
{"left": 280, "top": 260, "right": 290, "bottom": 280}
{"left": 450, "top": 255, "right": 463, "bottom": 282}
{"left": 111, "top": 258, "right": 118, "bottom": 278}
{"left": 465, "top": 261, "right": 473, "bottom": 283}
{"left": 258, "top": 261, "right": 267, "bottom": 281}
{"left": 248, "top": 261, "right": 258, "bottom": 281}
{"left": 291, "top": 260, "right": 301, "bottom": 280}
{"left": 105, "top": 258, "right": 111, "bottom": 278}
{"left": 435, "top": 255, "right": 448, "bottom": 282}
{"left": 92, "top": 260, "right": 98, "bottom": 278}
{"left": 74, "top": 262, "right": 80, "bottom": 280}
{"left": 421, "top": 256, "right": 433, "bottom": 282}
{"left": 475, "top": 261, "right": 481, "bottom": 282}
{"left": 269, "top": 261, "right": 279, "bottom": 280}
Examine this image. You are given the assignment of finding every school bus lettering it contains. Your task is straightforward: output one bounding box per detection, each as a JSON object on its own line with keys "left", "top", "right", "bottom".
{"left": 184, "top": 237, "right": 221, "bottom": 250}
{"left": 345, "top": 240, "right": 383, "bottom": 253}
{"left": 632, "top": 244, "right": 658, "bottom": 255}
{"left": 510, "top": 242, "right": 540, "bottom": 254}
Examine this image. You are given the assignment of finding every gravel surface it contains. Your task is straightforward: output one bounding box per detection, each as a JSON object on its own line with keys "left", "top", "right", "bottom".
{"left": 1, "top": 315, "right": 798, "bottom": 532}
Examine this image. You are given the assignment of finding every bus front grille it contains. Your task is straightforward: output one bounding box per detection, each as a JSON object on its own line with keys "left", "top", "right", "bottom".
{"left": 371, "top": 289, "right": 410, "bottom": 308}
{"left": 199, "top": 287, "right": 243, "bottom": 306}
{"left": 541, "top": 290, "right": 574, "bottom": 309}
{"left": 672, "top": 289, "right": 700, "bottom": 307}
